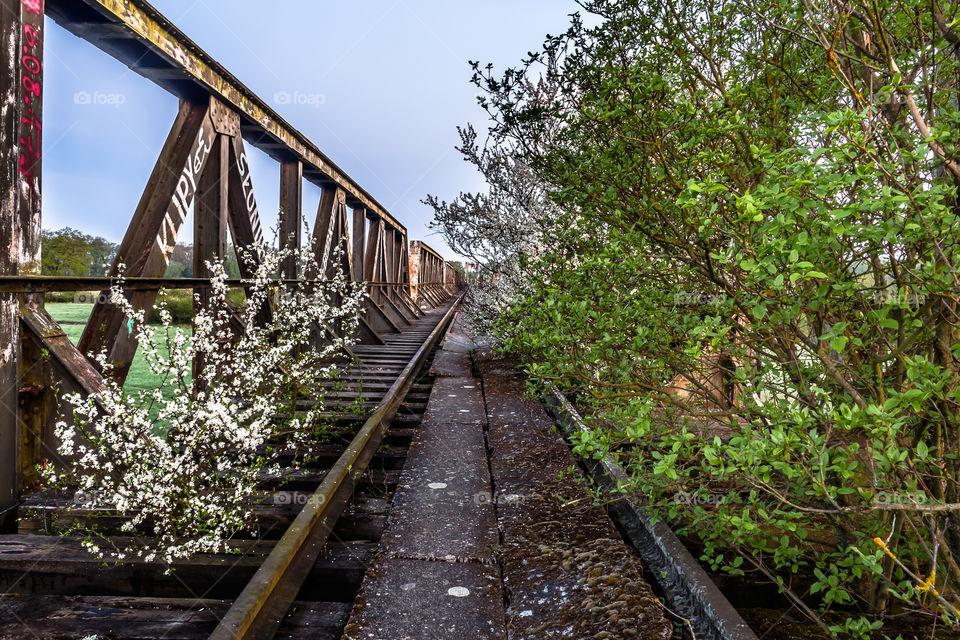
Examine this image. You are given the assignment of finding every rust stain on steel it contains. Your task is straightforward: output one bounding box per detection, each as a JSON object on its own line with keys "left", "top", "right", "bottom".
{"left": 20, "top": 305, "right": 105, "bottom": 397}
{"left": 75, "top": 0, "right": 405, "bottom": 233}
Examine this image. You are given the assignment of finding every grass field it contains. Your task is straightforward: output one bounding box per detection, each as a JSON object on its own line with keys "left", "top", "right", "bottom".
{"left": 47, "top": 302, "right": 191, "bottom": 401}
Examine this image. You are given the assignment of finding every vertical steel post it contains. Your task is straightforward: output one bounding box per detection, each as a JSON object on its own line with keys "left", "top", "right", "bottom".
{"left": 193, "top": 135, "right": 229, "bottom": 383}
{"left": 278, "top": 159, "right": 302, "bottom": 280}
{"left": 1, "top": 0, "right": 44, "bottom": 532}
{"left": 351, "top": 206, "right": 365, "bottom": 283}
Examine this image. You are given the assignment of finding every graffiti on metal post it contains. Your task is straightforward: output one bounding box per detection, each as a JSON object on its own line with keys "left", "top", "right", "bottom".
{"left": 17, "top": 0, "right": 43, "bottom": 182}
{"left": 235, "top": 147, "right": 264, "bottom": 245}
{"left": 155, "top": 124, "right": 216, "bottom": 262}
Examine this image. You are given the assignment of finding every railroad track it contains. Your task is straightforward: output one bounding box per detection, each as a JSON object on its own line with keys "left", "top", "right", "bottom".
{"left": 0, "top": 292, "right": 463, "bottom": 640}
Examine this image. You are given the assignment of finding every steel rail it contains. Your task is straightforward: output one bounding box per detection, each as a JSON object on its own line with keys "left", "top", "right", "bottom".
{"left": 545, "top": 388, "right": 759, "bottom": 640}
{"left": 209, "top": 293, "right": 464, "bottom": 640}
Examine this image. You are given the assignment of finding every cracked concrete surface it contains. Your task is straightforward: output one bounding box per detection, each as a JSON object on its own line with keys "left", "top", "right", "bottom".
{"left": 343, "top": 314, "right": 672, "bottom": 640}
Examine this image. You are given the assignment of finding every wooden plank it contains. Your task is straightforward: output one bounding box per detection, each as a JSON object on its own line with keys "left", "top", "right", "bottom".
{"left": 278, "top": 159, "right": 302, "bottom": 280}
{"left": 19, "top": 488, "right": 397, "bottom": 541}
{"left": 0, "top": 595, "right": 351, "bottom": 640}
{"left": 0, "top": 534, "right": 375, "bottom": 600}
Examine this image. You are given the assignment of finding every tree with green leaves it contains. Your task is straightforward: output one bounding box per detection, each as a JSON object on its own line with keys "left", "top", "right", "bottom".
{"left": 433, "top": 0, "right": 960, "bottom": 634}
{"left": 41, "top": 228, "right": 116, "bottom": 277}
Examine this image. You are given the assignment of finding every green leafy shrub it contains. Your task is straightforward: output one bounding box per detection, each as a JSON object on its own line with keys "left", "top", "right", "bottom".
{"left": 435, "top": 0, "right": 960, "bottom": 634}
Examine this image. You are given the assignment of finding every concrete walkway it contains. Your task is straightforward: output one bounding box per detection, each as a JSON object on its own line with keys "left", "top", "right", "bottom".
{"left": 342, "top": 317, "right": 672, "bottom": 640}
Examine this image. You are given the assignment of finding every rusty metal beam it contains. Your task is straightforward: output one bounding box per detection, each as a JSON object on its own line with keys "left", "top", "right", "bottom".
{"left": 43, "top": 0, "right": 406, "bottom": 233}
{"left": 278, "top": 160, "right": 302, "bottom": 280}
{"left": 77, "top": 99, "right": 214, "bottom": 371}
{"left": 194, "top": 134, "right": 229, "bottom": 381}
{"left": 351, "top": 207, "right": 365, "bottom": 282}
{"left": 311, "top": 187, "right": 338, "bottom": 275}
{"left": 1, "top": 0, "right": 45, "bottom": 532}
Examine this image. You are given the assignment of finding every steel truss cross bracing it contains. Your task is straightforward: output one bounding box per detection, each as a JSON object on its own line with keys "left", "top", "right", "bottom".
{"left": 0, "top": 0, "right": 463, "bottom": 535}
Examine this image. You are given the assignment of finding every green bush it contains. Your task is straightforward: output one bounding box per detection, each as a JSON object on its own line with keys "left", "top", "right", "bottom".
{"left": 447, "top": 0, "right": 960, "bottom": 633}
{"left": 149, "top": 290, "right": 193, "bottom": 325}
{"left": 149, "top": 288, "right": 246, "bottom": 325}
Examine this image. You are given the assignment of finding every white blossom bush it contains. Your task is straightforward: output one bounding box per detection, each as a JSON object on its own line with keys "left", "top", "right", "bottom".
{"left": 45, "top": 238, "right": 364, "bottom": 564}
{"left": 425, "top": 125, "right": 566, "bottom": 339}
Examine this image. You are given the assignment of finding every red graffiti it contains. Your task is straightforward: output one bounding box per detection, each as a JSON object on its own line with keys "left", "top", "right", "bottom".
{"left": 17, "top": 13, "right": 42, "bottom": 180}
{"left": 22, "top": 55, "right": 40, "bottom": 76}
{"left": 23, "top": 24, "right": 39, "bottom": 47}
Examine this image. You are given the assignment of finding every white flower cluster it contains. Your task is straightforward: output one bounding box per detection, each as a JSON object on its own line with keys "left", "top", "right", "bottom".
{"left": 47, "top": 238, "right": 365, "bottom": 565}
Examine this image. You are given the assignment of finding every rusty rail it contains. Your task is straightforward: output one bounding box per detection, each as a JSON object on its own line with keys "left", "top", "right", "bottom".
{"left": 210, "top": 292, "right": 464, "bottom": 640}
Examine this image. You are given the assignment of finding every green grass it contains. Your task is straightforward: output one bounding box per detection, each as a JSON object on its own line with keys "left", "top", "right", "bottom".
{"left": 47, "top": 302, "right": 192, "bottom": 402}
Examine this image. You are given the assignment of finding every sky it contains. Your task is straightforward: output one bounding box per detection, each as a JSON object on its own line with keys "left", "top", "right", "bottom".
{"left": 40, "top": 0, "right": 584, "bottom": 260}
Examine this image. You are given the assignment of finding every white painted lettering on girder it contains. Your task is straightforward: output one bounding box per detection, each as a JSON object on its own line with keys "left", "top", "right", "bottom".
{"left": 235, "top": 149, "right": 264, "bottom": 245}
{"left": 157, "top": 125, "right": 214, "bottom": 261}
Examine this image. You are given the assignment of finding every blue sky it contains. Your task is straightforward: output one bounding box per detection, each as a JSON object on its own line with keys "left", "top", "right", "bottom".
{"left": 41, "top": 1, "right": 582, "bottom": 260}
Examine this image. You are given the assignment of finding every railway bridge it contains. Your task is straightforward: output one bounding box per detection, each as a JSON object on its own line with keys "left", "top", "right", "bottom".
{"left": 0, "top": 2, "right": 754, "bottom": 640}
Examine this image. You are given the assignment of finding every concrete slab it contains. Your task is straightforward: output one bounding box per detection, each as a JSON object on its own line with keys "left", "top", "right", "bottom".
{"left": 382, "top": 421, "right": 498, "bottom": 562}
{"left": 342, "top": 557, "right": 506, "bottom": 640}
{"left": 501, "top": 539, "right": 672, "bottom": 640}
{"left": 422, "top": 377, "right": 486, "bottom": 425}
{"left": 345, "top": 336, "right": 670, "bottom": 640}
{"left": 484, "top": 394, "right": 556, "bottom": 430}
{"left": 478, "top": 351, "right": 674, "bottom": 640}
{"left": 430, "top": 349, "right": 474, "bottom": 377}
{"left": 486, "top": 422, "right": 575, "bottom": 491}
{"left": 440, "top": 331, "right": 476, "bottom": 354}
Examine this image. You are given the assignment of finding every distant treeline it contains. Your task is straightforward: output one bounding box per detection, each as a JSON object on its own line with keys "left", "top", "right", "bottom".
{"left": 41, "top": 228, "right": 241, "bottom": 279}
